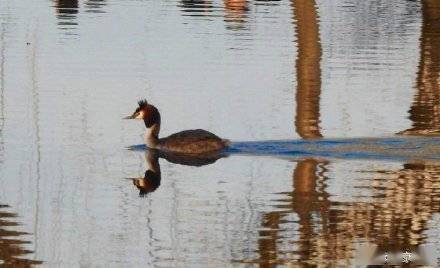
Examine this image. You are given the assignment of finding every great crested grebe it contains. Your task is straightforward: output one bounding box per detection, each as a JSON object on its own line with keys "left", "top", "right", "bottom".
{"left": 124, "top": 100, "right": 229, "bottom": 154}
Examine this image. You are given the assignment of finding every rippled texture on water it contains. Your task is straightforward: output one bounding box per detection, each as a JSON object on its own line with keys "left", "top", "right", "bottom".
{"left": 0, "top": 0, "right": 439, "bottom": 266}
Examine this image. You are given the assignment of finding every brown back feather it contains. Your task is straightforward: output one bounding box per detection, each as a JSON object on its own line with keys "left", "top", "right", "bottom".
{"left": 159, "top": 129, "right": 227, "bottom": 154}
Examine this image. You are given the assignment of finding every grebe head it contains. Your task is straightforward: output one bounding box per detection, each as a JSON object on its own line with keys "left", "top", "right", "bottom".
{"left": 124, "top": 99, "right": 149, "bottom": 120}
{"left": 134, "top": 170, "right": 161, "bottom": 196}
{"left": 126, "top": 150, "right": 161, "bottom": 197}
{"left": 126, "top": 170, "right": 161, "bottom": 197}
{"left": 124, "top": 99, "right": 161, "bottom": 126}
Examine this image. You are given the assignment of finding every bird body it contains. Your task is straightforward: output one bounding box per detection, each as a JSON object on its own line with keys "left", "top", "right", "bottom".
{"left": 158, "top": 129, "right": 229, "bottom": 154}
{"left": 125, "top": 100, "right": 229, "bottom": 154}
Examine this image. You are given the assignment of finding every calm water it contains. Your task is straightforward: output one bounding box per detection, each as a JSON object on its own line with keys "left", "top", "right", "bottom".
{"left": 0, "top": 0, "right": 439, "bottom": 266}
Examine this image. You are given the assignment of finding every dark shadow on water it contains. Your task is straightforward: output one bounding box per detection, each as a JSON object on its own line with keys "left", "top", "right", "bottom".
{"left": 178, "top": 0, "right": 218, "bottom": 18}
{"left": 54, "top": 0, "right": 78, "bottom": 15}
{"left": 53, "top": 0, "right": 107, "bottom": 35}
{"left": 54, "top": 0, "right": 79, "bottom": 34}
{"left": 158, "top": 150, "right": 225, "bottom": 167}
{"left": 85, "top": 0, "right": 107, "bottom": 13}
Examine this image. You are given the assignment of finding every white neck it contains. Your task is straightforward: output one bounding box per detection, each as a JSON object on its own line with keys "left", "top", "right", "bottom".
{"left": 145, "top": 150, "right": 160, "bottom": 173}
{"left": 145, "top": 123, "right": 160, "bottom": 148}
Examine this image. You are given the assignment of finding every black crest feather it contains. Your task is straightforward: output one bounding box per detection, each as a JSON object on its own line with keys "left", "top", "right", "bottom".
{"left": 138, "top": 99, "right": 148, "bottom": 108}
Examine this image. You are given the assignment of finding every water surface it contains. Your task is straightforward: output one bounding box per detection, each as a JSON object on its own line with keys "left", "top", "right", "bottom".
{"left": 0, "top": 0, "right": 439, "bottom": 266}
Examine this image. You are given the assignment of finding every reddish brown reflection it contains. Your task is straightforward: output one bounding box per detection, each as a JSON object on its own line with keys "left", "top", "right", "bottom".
{"left": 256, "top": 212, "right": 281, "bottom": 267}
{"left": 364, "top": 162, "right": 440, "bottom": 249}
{"left": 224, "top": 0, "right": 248, "bottom": 30}
{"left": 290, "top": 159, "right": 331, "bottom": 263}
{"left": 399, "top": 0, "right": 440, "bottom": 136}
{"left": 239, "top": 160, "right": 440, "bottom": 266}
{"left": 241, "top": 2, "right": 326, "bottom": 264}
{"left": 292, "top": 0, "right": 322, "bottom": 139}
{"left": 243, "top": 159, "right": 330, "bottom": 266}
{"left": 0, "top": 204, "right": 42, "bottom": 266}
{"left": 224, "top": 0, "right": 248, "bottom": 12}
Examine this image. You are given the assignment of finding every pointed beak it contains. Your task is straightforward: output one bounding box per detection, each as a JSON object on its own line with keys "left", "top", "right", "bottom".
{"left": 123, "top": 115, "right": 134, "bottom": 119}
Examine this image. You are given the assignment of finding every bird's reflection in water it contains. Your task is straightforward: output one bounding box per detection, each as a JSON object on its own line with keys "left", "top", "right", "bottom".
{"left": 127, "top": 150, "right": 161, "bottom": 197}
{"left": 127, "top": 149, "right": 224, "bottom": 196}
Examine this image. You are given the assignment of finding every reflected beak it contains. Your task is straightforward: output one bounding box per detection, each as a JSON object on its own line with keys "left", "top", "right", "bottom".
{"left": 125, "top": 177, "right": 148, "bottom": 189}
{"left": 123, "top": 115, "right": 135, "bottom": 119}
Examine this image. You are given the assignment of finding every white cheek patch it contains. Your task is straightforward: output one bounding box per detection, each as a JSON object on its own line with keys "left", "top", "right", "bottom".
{"left": 135, "top": 179, "right": 146, "bottom": 187}
{"left": 135, "top": 111, "right": 144, "bottom": 119}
